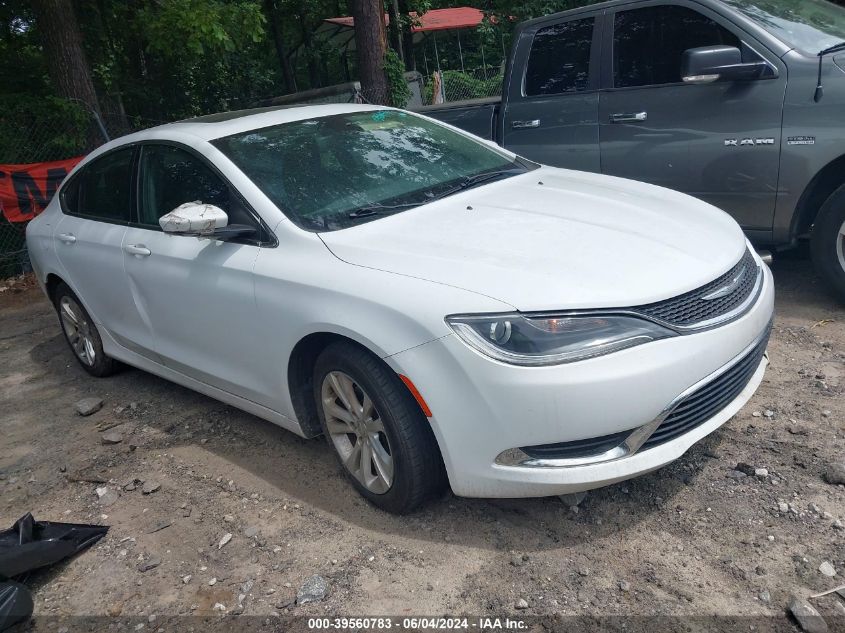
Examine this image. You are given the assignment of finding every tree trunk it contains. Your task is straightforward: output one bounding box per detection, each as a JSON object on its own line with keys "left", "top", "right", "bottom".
{"left": 32, "top": 0, "right": 102, "bottom": 119}
{"left": 264, "top": 0, "right": 297, "bottom": 93}
{"left": 387, "top": 0, "right": 403, "bottom": 62}
{"left": 92, "top": 0, "right": 130, "bottom": 131}
{"left": 299, "top": 14, "right": 321, "bottom": 88}
{"left": 351, "top": 0, "right": 388, "bottom": 103}
{"left": 398, "top": 0, "right": 414, "bottom": 70}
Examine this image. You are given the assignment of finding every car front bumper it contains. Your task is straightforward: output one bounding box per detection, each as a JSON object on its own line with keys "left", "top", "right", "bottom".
{"left": 387, "top": 263, "right": 774, "bottom": 498}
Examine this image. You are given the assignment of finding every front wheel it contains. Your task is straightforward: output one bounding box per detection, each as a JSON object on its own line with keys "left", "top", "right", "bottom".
{"left": 811, "top": 184, "right": 845, "bottom": 302}
{"left": 54, "top": 283, "right": 119, "bottom": 377}
{"left": 313, "top": 341, "right": 445, "bottom": 514}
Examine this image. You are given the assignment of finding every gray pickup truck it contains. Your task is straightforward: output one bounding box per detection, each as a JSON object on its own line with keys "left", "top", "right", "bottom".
{"left": 422, "top": 0, "right": 845, "bottom": 300}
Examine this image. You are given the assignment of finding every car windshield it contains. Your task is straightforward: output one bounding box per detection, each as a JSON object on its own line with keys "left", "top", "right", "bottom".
{"left": 212, "top": 109, "right": 530, "bottom": 231}
{"left": 723, "top": 0, "right": 845, "bottom": 54}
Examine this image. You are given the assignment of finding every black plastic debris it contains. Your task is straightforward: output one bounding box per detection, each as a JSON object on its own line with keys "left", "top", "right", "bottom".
{"left": 0, "top": 513, "right": 108, "bottom": 631}
{"left": 0, "top": 582, "right": 33, "bottom": 632}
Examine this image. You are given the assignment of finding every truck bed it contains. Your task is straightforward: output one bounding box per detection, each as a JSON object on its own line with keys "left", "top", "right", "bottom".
{"left": 416, "top": 97, "right": 500, "bottom": 140}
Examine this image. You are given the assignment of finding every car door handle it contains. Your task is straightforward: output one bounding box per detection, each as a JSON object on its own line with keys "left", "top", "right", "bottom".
{"left": 511, "top": 119, "right": 541, "bottom": 129}
{"left": 610, "top": 112, "right": 648, "bottom": 123}
{"left": 57, "top": 233, "right": 76, "bottom": 244}
{"left": 124, "top": 244, "right": 151, "bottom": 257}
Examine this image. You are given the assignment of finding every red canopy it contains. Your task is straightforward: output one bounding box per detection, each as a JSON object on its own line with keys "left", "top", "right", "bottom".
{"left": 323, "top": 7, "right": 484, "bottom": 33}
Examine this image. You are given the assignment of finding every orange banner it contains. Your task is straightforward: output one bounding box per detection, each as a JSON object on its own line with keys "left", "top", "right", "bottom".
{"left": 0, "top": 156, "right": 83, "bottom": 223}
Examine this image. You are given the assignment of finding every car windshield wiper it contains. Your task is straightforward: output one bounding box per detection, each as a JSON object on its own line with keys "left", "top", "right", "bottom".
{"left": 820, "top": 41, "right": 845, "bottom": 56}
{"left": 347, "top": 201, "right": 422, "bottom": 219}
{"left": 427, "top": 168, "right": 526, "bottom": 203}
{"left": 814, "top": 41, "right": 845, "bottom": 102}
{"left": 346, "top": 168, "right": 525, "bottom": 221}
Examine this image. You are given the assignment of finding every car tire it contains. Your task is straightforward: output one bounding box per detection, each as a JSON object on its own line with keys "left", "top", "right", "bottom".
{"left": 811, "top": 184, "right": 845, "bottom": 302}
{"left": 313, "top": 341, "right": 445, "bottom": 514}
{"left": 54, "top": 283, "right": 119, "bottom": 377}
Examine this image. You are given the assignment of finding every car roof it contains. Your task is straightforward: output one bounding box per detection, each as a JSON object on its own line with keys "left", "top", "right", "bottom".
{"left": 70, "top": 103, "right": 389, "bottom": 177}
{"left": 519, "top": 0, "right": 729, "bottom": 26}
{"left": 115, "top": 103, "right": 386, "bottom": 145}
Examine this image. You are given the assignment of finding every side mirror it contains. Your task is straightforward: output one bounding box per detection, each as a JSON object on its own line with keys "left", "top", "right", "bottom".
{"left": 681, "top": 45, "right": 769, "bottom": 84}
{"left": 159, "top": 202, "right": 228, "bottom": 235}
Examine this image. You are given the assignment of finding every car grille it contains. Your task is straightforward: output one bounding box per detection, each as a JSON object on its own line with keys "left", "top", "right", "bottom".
{"left": 640, "top": 322, "right": 772, "bottom": 451}
{"left": 633, "top": 249, "right": 759, "bottom": 327}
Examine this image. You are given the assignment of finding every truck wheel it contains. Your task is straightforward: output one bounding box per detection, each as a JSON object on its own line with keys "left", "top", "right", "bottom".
{"left": 811, "top": 184, "right": 845, "bottom": 301}
{"left": 54, "top": 283, "right": 120, "bottom": 377}
{"left": 313, "top": 341, "right": 445, "bottom": 514}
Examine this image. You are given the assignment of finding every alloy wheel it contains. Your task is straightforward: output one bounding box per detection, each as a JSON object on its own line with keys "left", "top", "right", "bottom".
{"left": 321, "top": 371, "right": 394, "bottom": 494}
{"left": 59, "top": 296, "right": 96, "bottom": 367}
{"left": 838, "top": 219, "right": 845, "bottom": 274}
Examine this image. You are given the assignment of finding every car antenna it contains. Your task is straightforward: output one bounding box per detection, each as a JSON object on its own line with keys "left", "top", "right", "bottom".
{"left": 815, "top": 41, "right": 845, "bottom": 102}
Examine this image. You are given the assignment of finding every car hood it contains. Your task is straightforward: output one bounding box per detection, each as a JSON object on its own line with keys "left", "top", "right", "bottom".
{"left": 319, "top": 166, "right": 748, "bottom": 311}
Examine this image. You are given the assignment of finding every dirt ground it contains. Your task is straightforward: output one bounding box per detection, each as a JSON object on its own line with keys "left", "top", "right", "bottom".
{"left": 1, "top": 250, "right": 844, "bottom": 632}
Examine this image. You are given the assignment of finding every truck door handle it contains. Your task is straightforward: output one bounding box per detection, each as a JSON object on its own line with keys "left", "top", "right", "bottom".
{"left": 511, "top": 119, "right": 541, "bottom": 129}
{"left": 57, "top": 233, "right": 76, "bottom": 244}
{"left": 124, "top": 244, "right": 151, "bottom": 257}
{"left": 610, "top": 112, "right": 648, "bottom": 123}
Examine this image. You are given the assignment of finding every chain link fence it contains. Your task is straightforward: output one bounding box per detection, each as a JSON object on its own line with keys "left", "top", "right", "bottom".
{"left": 0, "top": 108, "right": 164, "bottom": 279}
{"left": 421, "top": 66, "right": 503, "bottom": 105}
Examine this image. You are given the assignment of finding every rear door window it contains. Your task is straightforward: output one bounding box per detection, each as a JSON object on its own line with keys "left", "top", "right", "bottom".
{"left": 524, "top": 17, "right": 595, "bottom": 96}
{"left": 61, "top": 147, "right": 134, "bottom": 222}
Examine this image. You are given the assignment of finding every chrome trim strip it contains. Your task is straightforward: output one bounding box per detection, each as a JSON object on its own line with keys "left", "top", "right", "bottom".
{"left": 495, "top": 322, "right": 772, "bottom": 469}
{"left": 525, "top": 261, "right": 763, "bottom": 335}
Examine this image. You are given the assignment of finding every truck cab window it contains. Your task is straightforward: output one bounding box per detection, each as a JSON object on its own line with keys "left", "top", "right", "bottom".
{"left": 524, "top": 18, "right": 594, "bottom": 96}
{"left": 613, "top": 5, "right": 740, "bottom": 88}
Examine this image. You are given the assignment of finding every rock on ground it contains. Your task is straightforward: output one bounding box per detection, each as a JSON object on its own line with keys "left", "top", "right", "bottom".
{"left": 101, "top": 431, "right": 123, "bottom": 445}
{"left": 788, "top": 595, "right": 829, "bottom": 633}
{"left": 297, "top": 575, "right": 328, "bottom": 605}
{"left": 95, "top": 486, "right": 118, "bottom": 506}
{"left": 137, "top": 558, "right": 161, "bottom": 573}
{"left": 823, "top": 461, "right": 845, "bottom": 485}
{"left": 559, "top": 492, "right": 587, "bottom": 508}
{"left": 141, "top": 481, "right": 160, "bottom": 494}
{"left": 75, "top": 398, "right": 103, "bottom": 416}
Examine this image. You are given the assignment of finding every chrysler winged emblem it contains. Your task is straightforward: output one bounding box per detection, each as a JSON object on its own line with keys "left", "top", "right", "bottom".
{"left": 702, "top": 266, "right": 747, "bottom": 301}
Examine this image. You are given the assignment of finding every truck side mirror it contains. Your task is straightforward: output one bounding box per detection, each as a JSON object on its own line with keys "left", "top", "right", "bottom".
{"left": 681, "top": 45, "right": 769, "bottom": 84}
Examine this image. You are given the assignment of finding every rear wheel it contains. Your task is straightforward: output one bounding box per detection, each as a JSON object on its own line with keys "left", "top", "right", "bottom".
{"left": 54, "top": 283, "right": 119, "bottom": 377}
{"left": 811, "top": 184, "right": 845, "bottom": 302}
{"left": 313, "top": 341, "right": 444, "bottom": 514}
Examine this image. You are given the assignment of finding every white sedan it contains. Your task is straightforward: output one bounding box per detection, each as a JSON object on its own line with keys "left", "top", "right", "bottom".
{"left": 26, "top": 104, "right": 774, "bottom": 513}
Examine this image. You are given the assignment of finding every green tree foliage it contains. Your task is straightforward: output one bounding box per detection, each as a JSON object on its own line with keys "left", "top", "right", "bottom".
{"left": 383, "top": 48, "right": 411, "bottom": 107}
{"left": 1, "top": 0, "right": 617, "bottom": 156}
{"left": 80, "top": 0, "right": 272, "bottom": 120}
{"left": 478, "top": 0, "right": 603, "bottom": 56}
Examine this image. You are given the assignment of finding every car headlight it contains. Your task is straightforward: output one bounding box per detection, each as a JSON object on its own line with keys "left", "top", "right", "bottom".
{"left": 445, "top": 313, "right": 675, "bottom": 366}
